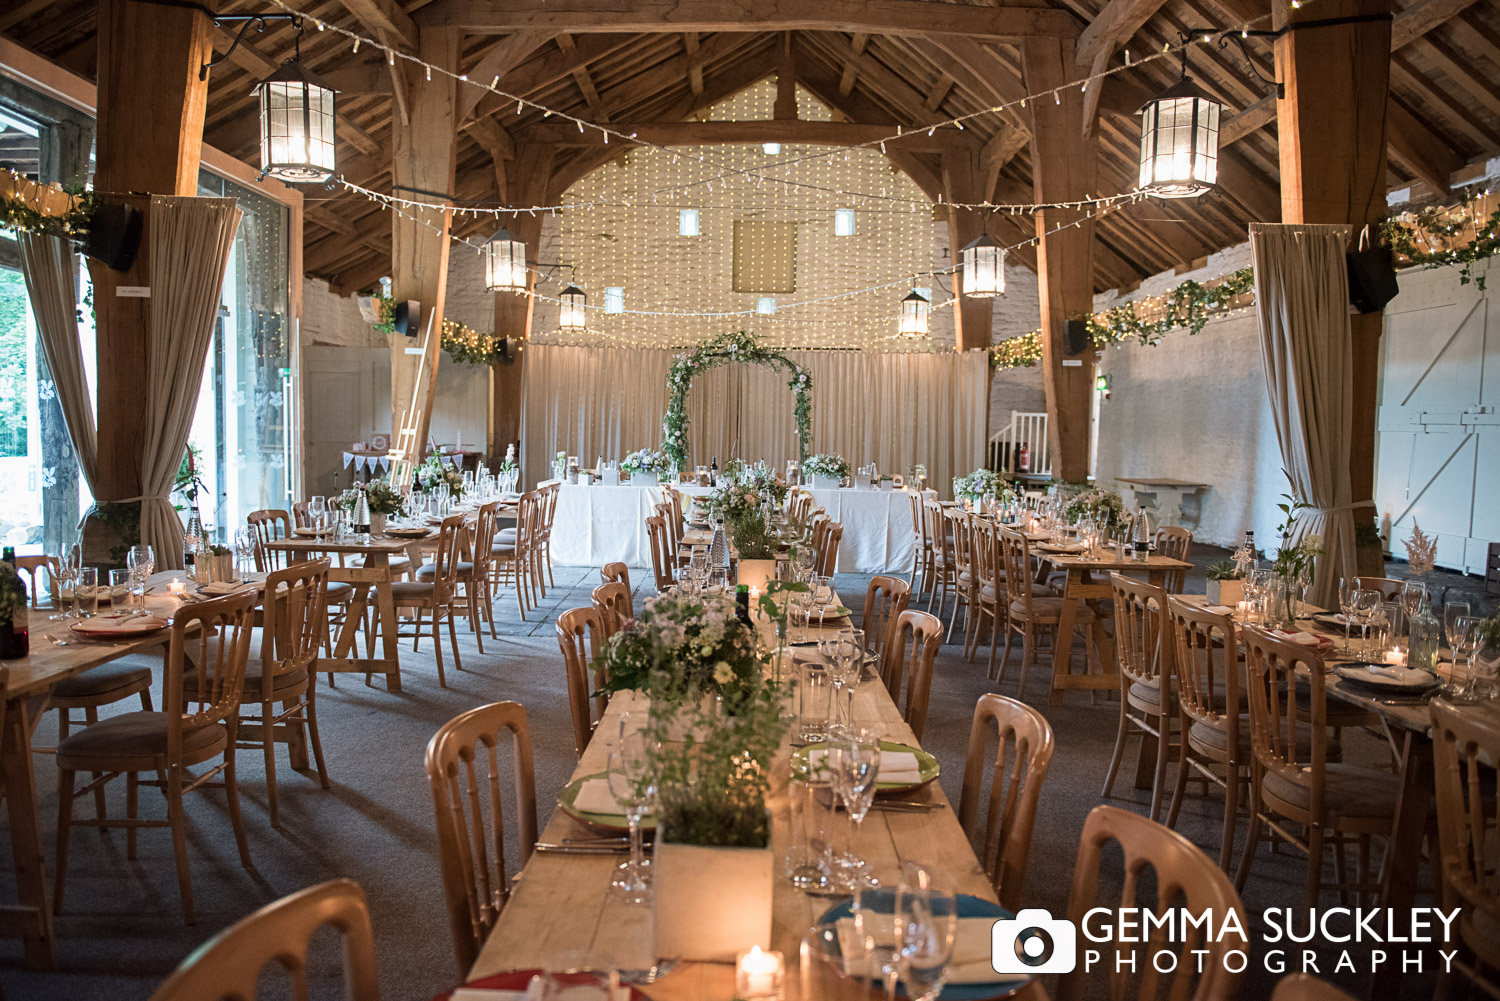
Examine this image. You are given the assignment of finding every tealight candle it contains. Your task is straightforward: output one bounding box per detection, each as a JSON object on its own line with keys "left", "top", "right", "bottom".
{"left": 736, "top": 946, "right": 784, "bottom": 999}
{"left": 1386, "top": 646, "right": 1407, "bottom": 667}
{"left": 1236, "top": 600, "right": 1254, "bottom": 621}
{"left": 168, "top": 578, "right": 186, "bottom": 597}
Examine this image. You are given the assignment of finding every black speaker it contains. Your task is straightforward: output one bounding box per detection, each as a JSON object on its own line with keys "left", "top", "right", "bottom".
{"left": 83, "top": 201, "right": 142, "bottom": 272}
{"left": 392, "top": 299, "right": 420, "bottom": 337}
{"left": 1064, "top": 318, "right": 1091, "bottom": 355}
{"left": 1348, "top": 245, "right": 1399, "bottom": 313}
{"left": 494, "top": 336, "right": 518, "bottom": 365}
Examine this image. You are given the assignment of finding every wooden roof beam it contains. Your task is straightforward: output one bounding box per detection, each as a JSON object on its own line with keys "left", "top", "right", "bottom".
{"left": 413, "top": 0, "right": 1081, "bottom": 40}
{"left": 521, "top": 118, "right": 972, "bottom": 151}
{"left": 1386, "top": 95, "right": 1463, "bottom": 193}
{"left": 336, "top": 0, "right": 418, "bottom": 51}
{"left": 556, "top": 34, "right": 612, "bottom": 121}
{"left": 838, "top": 33, "right": 868, "bottom": 97}
{"left": 1390, "top": 0, "right": 1482, "bottom": 50}
{"left": 457, "top": 32, "right": 554, "bottom": 124}
{"left": 686, "top": 32, "right": 704, "bottom": 95}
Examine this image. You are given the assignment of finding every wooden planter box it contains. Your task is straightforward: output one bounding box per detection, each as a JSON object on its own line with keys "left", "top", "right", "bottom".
{"left": 1206, "top": 578, "right": 1246, "bottom": 607}
{"left": 653, "top": 834, "right": 773, "bottom": 962}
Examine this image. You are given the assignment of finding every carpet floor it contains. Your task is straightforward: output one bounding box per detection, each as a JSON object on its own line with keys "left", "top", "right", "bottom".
{"left": 2, "top": 553, "right": 1487, "bottom": 1001}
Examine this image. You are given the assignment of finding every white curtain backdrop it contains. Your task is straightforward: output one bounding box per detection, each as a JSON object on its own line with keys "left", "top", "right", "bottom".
{"left": 1249, "top": 222, "right": 1358, "bottom": 609}
{"left": 138, "top": 196, "right": 243, "bottom": 570}
{"left": 521, "top": 345, "right": 989, "bottom": 495}
{"left": 17, "top": 233, "right": 99, "bottom": 502}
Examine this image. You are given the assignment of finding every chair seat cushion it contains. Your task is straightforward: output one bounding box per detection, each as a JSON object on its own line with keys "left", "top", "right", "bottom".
{"left": 182, "top": 658, "right": 307, "bottom": 699}
{"left": 416, "top": 561, "right": 475, "bottom": 580}
{"left": 496, "top": 528, "right": 518, "bottom": 543}
{"left": 57, "top": 710, "right": 224, "bottom": 770}
{"left": 491, "top": 544, "right": 517, "bottom": 557}
{"left": 391, "top": 580, "right": 436, "bottom": 600}
{"left": 982, "top": 582, "right": 1056, "bottom": 602}
{"left": 1128, "top": 679, "right": 1176, "bottom": 713}
{"left": 326, "top": 581, "right": 356, "bottom": 602}
{"left": 1188, "top": 716, "right": 1340, "bottom": 763}
{"left": 1262, "top": 762, "right": 1400, "bottom": 821}
{"left": 1009, "top": 596, "right": 1096, "bottom": 623}
{"left": 52, "top": 660, "right": 154, "bottom": 702}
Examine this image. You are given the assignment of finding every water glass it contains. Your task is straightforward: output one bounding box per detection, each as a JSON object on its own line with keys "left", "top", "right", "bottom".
{"left": 784, "top": 778, "right": 832, "bottom": 891}
{"left": 606, "top": 724, "right": 657, "bottom": 905}
{"left": 1443, "top": 600, "right": 1471, "bottom": 649}
{"left": 811, "top": 575, "right": 834, "bottom": 625}
{"left": 798, "top": 660, "right": 832, "bottom": 741}
{"left": 895, "top": 865, "right": 959, "bottom": 1001}
{"left": 76, "top": 567, "right": 99, "bottom": 618}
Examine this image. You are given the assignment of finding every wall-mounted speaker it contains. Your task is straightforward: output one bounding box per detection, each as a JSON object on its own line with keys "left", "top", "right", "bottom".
{"left": 1347, "top": 245, "right": 1399, "bottom": 313}
{"left": 83, "top": 201, "right": 142, "bottom": 272}
{"left": 392, "top": 300, "right": 420, "bottom": 337}
{"left": 1064, "top": 318, "right": 1091, "bottom": 355}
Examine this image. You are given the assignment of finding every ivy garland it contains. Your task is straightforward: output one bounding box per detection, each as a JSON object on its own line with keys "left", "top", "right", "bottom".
{"left": 0, "top": 171, "right": 98, "bottom": 240}
{"left": 1381, "top": 191, "right": 1500, "bottom": 291}
{"left": 662, "top": 331, "right": 811, "bottom": 470}
{"left": 367, "top": 294, "right": 510, "bottom": 365}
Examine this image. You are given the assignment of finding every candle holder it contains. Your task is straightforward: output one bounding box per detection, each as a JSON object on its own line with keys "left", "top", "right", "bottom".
{"left": 735, "top": 946, "right": 785, "bottom": 999}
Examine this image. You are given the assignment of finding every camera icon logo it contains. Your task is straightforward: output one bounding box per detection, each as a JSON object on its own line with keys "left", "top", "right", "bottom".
{"left": 992, "top": 908, "right": 1078, "bottom": 975}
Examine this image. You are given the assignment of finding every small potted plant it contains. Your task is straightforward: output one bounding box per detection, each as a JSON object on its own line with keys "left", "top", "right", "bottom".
{"left": 1205, "top": 561, "right": 1246, "bottom": 607}
{"left": 364, "top": 478, "right": 402, "bottom": 535}
{"left": 621, "top": 446, "right": 669, "bottom": 487}
{"left": 194, "top": 544, "right": 236, "bottom": 584}
{"left": 802, "top": 453, "right": 849, "bottom": 490}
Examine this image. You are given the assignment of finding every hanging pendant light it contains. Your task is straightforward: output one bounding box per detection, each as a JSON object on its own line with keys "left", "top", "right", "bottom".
{"left": 899, "top": 289, "right": 930, "bottom": 336}
{"left": 1137, "top": 61, "right": 1221, "bottom": 197}
{"left": 484, "top": 227, "right": 528, "bottom": 292}
{"left": 558, "top": 284, "right": 587, "bottom": 329}
{"left": 256, "top": 22, "right": 337, "bottom": 183}
{"left": 962, "top": 234, "right": 1005, "bottom": 298}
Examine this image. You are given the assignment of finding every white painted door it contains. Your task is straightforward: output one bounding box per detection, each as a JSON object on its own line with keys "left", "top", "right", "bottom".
{"left": 302, "top": 346, "right": 391, "bottom": 498}
{"left": 1375, "top": 259, "right": 1497, "bottom": 575}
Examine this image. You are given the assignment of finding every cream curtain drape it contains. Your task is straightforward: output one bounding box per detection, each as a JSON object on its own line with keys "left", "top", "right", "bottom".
{"left": 17, "top": 233, "right": 98, "bottom": 499}
{"left": 138, "top": 196, "right": 243, "bottom": 569}
{"left": 521, "top": 345, "right": 988, "bottom": 495}
{"left": 1249, "top": 222, "right": 1357, "bottom": 608}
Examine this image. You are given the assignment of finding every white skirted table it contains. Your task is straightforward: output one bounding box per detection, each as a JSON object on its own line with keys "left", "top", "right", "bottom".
{"left": 547, "top": 481, "right": 714, "bottom": 566}
{"left": 804, "top": 486, "right": 921, "bottom": 573}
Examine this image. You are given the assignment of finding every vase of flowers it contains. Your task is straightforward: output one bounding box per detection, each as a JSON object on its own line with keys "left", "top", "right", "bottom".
{"left": 1061, "top": 485, "right": 1127, "bottom": 533}
{"left": 417, "top": 454, "right": 465, "bottom": 499}
{"left": 1268, "top": 491, "right": 1320, "bottom": 629}
{"left": 364, "top": 478, "right": 402, "bottom": 535}
{"left": 953, "top": 468, "right": 1016, "bottom": 506}
{"left": 622, "top": 447, "right": 669, "bottom": 487}
{"left": 802, "top": 453, "right": 849, "bottom": 490}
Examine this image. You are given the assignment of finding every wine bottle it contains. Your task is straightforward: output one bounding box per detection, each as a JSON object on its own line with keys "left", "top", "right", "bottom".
{"left": 1131, "top": 507, "right": 1151, "bottom": 561}
{"left": 735, "top": 584, "right": 752, "bottom": 625}
{"left": 0, "top": 547, "right": 29, "bottom": 660}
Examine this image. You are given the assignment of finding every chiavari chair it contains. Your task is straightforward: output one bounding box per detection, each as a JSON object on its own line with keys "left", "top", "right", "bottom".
{"left": 492, "top": 490, "right": 539, "bottom": 618}
{"left": 1101, "top": 574, "right": 1179, "bottom": 823}
{"left": 555, "top": 607, "right": 612, "bottom": 757}
{"left": 860, "top": 575, "right": 910, "bottom": 660}
{"left": 645, "top": 515, "right": 676, "bottom": 591}
{"left": 600, "top": 561, "right": 631, "bottom": 593}
{"left": 1153, "top": 526, "right": 1193, "bottom": 594}
{"left": 14, "top": 554, "right": 58, "bottom": 607}
{"left": 880, "top": 609, "right": 942, "bottom": 741}
{"left": 591, "top": 580, "right": 633, "bottom": 636}
{"left": 995, "top": 526, "right": 1095, "bottom": 696}
{"left": 813, "top": 521, "right": 843, "bottom": 577}
{"left": 906, "top": 488, "right": 933, "bottom": 600}
{"left": 391, "top": 513, "right": 467, "bottom": 686}
{"left": 947, "top": 509, "right": 976, "bottom": 644}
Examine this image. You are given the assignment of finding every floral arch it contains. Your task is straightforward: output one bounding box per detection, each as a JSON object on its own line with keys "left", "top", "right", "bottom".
{"left": 661, "top": 331, "right": 812, "bottom": 470}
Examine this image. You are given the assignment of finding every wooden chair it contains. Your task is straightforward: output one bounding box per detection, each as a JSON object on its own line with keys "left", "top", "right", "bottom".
{"left": 814, "top": 521, "right": 843, "bottom": 577}
{"left": 55, "top": 590, "right": 257, "bottom": 923}
{"left": 189, "top": 558, "right": 332, "bottom": 828}
{"left": 1153, "top": 526, "right": 1193, "bottom": 594}
{"left": 591, "top": 580, "right": 633, "bottom": 636}
{"left": 536, "top": 482, "right": 560, "bottom": 594}
{"left": 1429, "top": 698, "right": 1500, "bottom": 996}
{"left": 880, "top": 609, "right": 942, "bottom": 741}
{"left": 957, "top": 694, "right": 1054, "bottom": 912}
{"left": 14, "top": 554, "right": 59, "bottom": 607}
{"left": 860, "top": 575, "right": 910, "bottom": 660}
{"left": 247, "top": 509, "right": 295, "bottom": 572}
{"left": 1101, "top": 574, "right": 1178, "bottom": 823}
{"left": 946, "top": 509, "right": 976, "bottom": 644}
{"left": 923, "top": 500, "right": 956, "bottom": 617}
{"left": 645, "top": 515, "right": 676, "bottom": 591}
{"left": 392, "top": 513, "right": 467, "bottom": 687}
{"left": 492, "top": 490, "right": 539, "bottom": 619}
{"left": 656, "top": 500, "right": 687, "bottom": 568}
{"left": 417, "top": 502, "right": 494, "bottom": 651}
{"left": 906, "top": 488, "right": 932, "bottom": 598}
{"left": 147, "top": 879, "right": 379, "bottom": 1001}
{"left": 1239, "top": 626, "right": 1400, "bottom": 908}
{"left": 425, "top": 701, "right": 539, "bottom": 975}
{"left": 1270, "top": 974, "right": 1358, "bottom": 1001}
{"left": 1055, "top": 805, "right": 1248, "bottom": 1001}
{"left": 601, "top": 561, "right": 632, "bottom": 593}
{"left": 555, "top": 607, "right": 612, "bottom": 757}
{"left": 995, "top": 527, "right": 1095, "bottom": 696}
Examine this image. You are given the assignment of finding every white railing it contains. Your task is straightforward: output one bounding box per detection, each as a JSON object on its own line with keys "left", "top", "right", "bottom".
{"left": 987, "top": 411, "right": 1051, "bottom": 477}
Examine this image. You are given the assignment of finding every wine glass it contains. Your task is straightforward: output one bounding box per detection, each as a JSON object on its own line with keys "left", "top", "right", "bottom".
{"left": 49, "top": 549, "right": 78, "bottom": 620}
{"left": 606, "top": 723, "right": 657, "bottom": 905}
{"left": 1400, "top": 581, "right": 1426, "bottom": 629}
{"left": 233, "top": 529, "right": 255, "bottom": 577}
{"left": 1444, "top": 615, "right": 1479, "bottom": 703}
{"left": 811, "top": 575, "right": 834, "bottom": 626}
{"left": 1443, "top": 600, "right": 1471, "bottom": 651}
{"left": 795, "top": 545, "right": 817, "bottom": 578}
{"left": 308, "top": 496, "right": 328, "bottom": 532}
{"left": 895, "top": 863, "right": 959, "bottom": 1001}
{"left": 1337, "top": 577, "right": 1359, "bottom": 655}
{"left": 1353, "top": 589, "right": 1382, "bottom": 658}
{"left": 827, "top": 728, "right": 880, "bottom": 888}
{"left": 126, "top": 544, "right": 155, "bottom": 588}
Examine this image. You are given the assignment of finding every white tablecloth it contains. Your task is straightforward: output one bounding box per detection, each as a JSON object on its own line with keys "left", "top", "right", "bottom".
{"left": 805, "top": 487, "right": 922, "bottom": 574}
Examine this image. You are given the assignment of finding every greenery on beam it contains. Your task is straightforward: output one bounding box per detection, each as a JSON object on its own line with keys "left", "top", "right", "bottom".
{"left": 0, "top": 169, "right": 98, "bottom": 241}
{"left": 366, "top": 293, "right": 512, "bottom": 365}
{"left": 1381, "top": 187, "right": 1500, "bottom": 291}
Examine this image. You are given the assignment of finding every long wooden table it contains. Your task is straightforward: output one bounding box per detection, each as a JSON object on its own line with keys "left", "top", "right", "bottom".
{"left": 470, "top": 598, "right": 1046, "bottom": 1001}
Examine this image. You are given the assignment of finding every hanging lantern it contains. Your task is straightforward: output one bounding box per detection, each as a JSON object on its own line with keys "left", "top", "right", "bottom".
{"left": 899, "top": 289, "right": 930, "bottom": 336}
{"left": 1137, "top": 76, "right": 1221, "bottom": 198}
{"left": 256, "top": 28, "right": 337, "bottom": 183}
{"left": 484, "top": 227, "right": 528, "bottom": 292}
{"left": 962, "top": 234, "right": 1004, "bottom": 298}
{"left": 558, "top": 284, "right": 587, "bottom": 329}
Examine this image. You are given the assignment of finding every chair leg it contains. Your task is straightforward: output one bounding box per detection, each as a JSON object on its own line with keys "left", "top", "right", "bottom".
{"left": 996, "top": 620, "right": 1015, "bottom": 683}
{"left": 545, "top": 542, "right": 556, "bottom": 588}
{"left": 305, "top": 687, "right": 331, "bottom": 790}
{"left": 1216, "top": 765, "right": 1241, "bottom": 873}
{"left": 1304, "top": 824, "right": 1326, "bottom": 909}
{"left": 1332, "top": 831, "right": 1349, "bottom": 906}
{"left": 446, "top": 606, "right": 463, "bottom": 672}
{"left": 262, "top": 699, "right": 280, "bottom": 828}
{"left": 412, "top": 607, "right": 424, "bottom": 652}
{"left": 1101, "top": 702, "right": 1130, "bottom": 799}
{"left": 126, "top": 771, "right": 139, "bottom": 860}
{"left": 83, "top": 707, "right": 109, "bottom": 831}
{"left": 467, "top": 588, "right": 483, "bottom": 655}
{"left": 986, "top": 609, "right": 1001, "bottom": 676}
{"left": 166, "top": 767, "right": 195, "bottom": 923}
{"left": 1166, "top": 739, "right": 1192, "bottom": 830}
{"left": 1235, "top": 766, "right": 1262, "bottom": 893}
{"left": 53, "top": 769, "right": 77, "bottom": 914}
{"left": 483, "top": 583, "right": 498, "bottom": 639}
{"left": 222, "top": 729, "right": 252, "bottom": 871}
{"left": 431, "top": 606, "right": 447, "bottom": 688}
{"left": 1149, "top": 712, "right": 1172, "bottom": 823}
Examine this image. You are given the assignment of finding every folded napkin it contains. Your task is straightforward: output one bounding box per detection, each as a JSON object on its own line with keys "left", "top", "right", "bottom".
{"left": 809, "top": 748, "right": 923, "bottom": 785}
{"left": 1351, "top": 664, "right": 1430, "bottom": 684}
{"left": 74, "top": 614, "right": 159, "bottom": 633}
{"left": 571, "top": 778, "right": 623, "bottom": 815}
{"left": 836, "top": 916, "right": 1005, "bottom": 984}
{"left": 453, "top": 982, "right": 626, "bottom": 1001}
{"left": 1202, "top": 605, "right": 1236, "bottom": 616}
{"left": 1273, "top": 630, "right": 1331, "bottom": 650}
{"left": 199, "top": 581, "right": 254, "bottom": 596}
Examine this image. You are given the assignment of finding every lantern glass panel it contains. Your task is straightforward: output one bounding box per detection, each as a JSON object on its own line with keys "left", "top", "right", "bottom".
{"left": 1139, "top": 95, "right": 1218, "bottom": 197}
{"left": 559, "top": 287, "right": 587, "bottom": 329}
{"left": 899, "top": 292, "right": 929, "bottom": 336}
{"left": 259, "top": 79, "right": 335, "bottom": 182}
{"left": 485, "top": 234, "right": 528, "bottom": 292}
{"left": 962, "top": 243, "right": 1004, "bottom": 298}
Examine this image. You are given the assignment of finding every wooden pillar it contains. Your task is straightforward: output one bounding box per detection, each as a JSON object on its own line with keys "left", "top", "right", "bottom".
{"left": 1022, "top": 37, "right": 1097, "bottom": 483}
{"left": 89, "top": 0, "right": 214, "bottom": 506}
{"left": 390, "top": 27, "right": 460, "bottom": 458}
{"left": 1274, "top": 0, "right": 1391, "bottom": 575}
{"left": 490, "top": 145, "right": 555, "bottom": 482}
{"left": 941, "top": 149, "right": 995, "bottom": 354}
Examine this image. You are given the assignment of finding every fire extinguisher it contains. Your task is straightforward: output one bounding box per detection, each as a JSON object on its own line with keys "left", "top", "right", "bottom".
{"left": 1017, "top": 443, "right": 1031, "bottom": 473}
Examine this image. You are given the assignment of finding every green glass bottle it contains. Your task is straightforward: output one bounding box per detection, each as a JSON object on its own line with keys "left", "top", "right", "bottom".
{"left": 0, "top": 547, "right": 29, "bottom": 660}
{"left": 1408, "top": 594, "right": 1440, "bottom": 674}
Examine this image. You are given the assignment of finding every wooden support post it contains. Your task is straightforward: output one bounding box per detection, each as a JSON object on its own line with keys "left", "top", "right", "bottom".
{"left": 1022, "top": 37, "right": 1097, "bottom": 483}
{"left": 88, "top": 0, "right": 214, "bottom": 559}
{"left": 941, "top": 149, "right": 994, "bottom": 354}
{"left": 1274, "top": 0, "right": 1391, "bottom": 577}
{"left": 389, "top": 27, "right": 460, "bottom": 459}
{"left": 774, "top": 31, "right": 797, "bottom": 120}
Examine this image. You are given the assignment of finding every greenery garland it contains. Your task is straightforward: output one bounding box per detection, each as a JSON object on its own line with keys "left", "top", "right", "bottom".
{"left": 662, "top": 331, "right": 812, "bottom": 470}
{"left": 0, "top": 170, "right": 98, "bottom": 240}
{"left": 1381, "top": 191, "right": 1500, "bottom": 291}
{"left": 367, "top": 294, "right": 511, "bottom": 365}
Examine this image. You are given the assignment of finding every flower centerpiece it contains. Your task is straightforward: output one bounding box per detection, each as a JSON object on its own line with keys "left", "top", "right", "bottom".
{"left": 621, "top": 446, "right": 670, "bottom": 486}
{"left": 363, "top": 478, "right": 402, "bottom": 533}
{"left": 1266, "top": 489, "right": 1321, "bottom": 629}
{"left": 744, "top": 463, "right": 789, "bottom": 506}
{"left": 595, "top": 591, "right": 764, "bottom": 708}
{"left": 498, "top": 443, "right": 518, "bottom": 473}
{"left": 417, "top": 454, "right": 465, "bottom": 499}
{"left": 1062, "top": 485, "right": 1127, "bottom": 532}
{"left": 802, "top": 453, "right": 850, "bottom": 489}
{"left": 953, "top": 467, "right": 1015, "bottom": 506}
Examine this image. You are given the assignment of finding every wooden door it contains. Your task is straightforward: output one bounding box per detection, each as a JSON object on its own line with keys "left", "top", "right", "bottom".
{"left": 302, "top": 346, "right": 391, "bottom": 499}
{"left": 1375, "top": 260, "right": 1497, "bottom": 575}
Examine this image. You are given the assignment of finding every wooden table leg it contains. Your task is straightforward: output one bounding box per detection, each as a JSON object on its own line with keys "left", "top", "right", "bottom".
{"left": 1048, "top": 570, "right": 1081, "bottom": 706}
{"left": 1370, "top": 730, "right": 1433, "bottom": 1001}
{"left": 1, "top": 698, "right": 56, "bottom": 968}
{"left": 374, "top": 577, "right": 402, "bottom": 693}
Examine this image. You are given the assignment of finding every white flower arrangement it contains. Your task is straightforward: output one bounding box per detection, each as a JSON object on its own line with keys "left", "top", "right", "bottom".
{"left": 621, "top": 447, "right": 670, "bottom": 474}
{"left": 954, "top": 468, "right": 1015, "bottom": 503}
{"left": 802, "top": 453, "right": 850, "bottom": 481}
{"left": 416, "top": 454, "right": 465, "bottom": 498}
